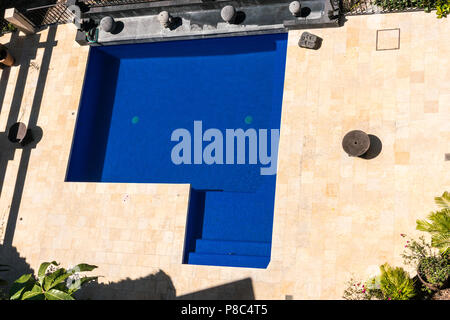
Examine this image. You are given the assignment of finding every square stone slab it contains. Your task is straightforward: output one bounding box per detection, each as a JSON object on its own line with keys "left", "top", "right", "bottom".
{"left": 376, "top": 28, "right": 400, "bottom": 51}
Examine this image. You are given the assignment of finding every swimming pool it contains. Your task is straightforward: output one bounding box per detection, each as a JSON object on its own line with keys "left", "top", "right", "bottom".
{"left": 67, "top": 33, "right": 288, "bottom": 268}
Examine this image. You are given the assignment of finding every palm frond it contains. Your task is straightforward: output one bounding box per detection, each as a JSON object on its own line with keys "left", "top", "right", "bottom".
{"left": 417, "top": 199, "right": 450, "bottom": 253}
{"left": 430, "top": 231, "right": 450, "bottom": 250}
{"left": 435, "top": 191, "right": 450, "bottom": 209}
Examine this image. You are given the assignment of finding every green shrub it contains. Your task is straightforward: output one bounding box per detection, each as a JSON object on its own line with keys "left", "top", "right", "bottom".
{"left": 9, "top": 261, "right": 98, "bottom": 300}
{"left": 342, "top": 0, "right": 364, "bottom": 12}
{"left": 373, "top": 0, "right": 450, "bottom": 17}
{"left": 416, "top": 191, "right": 450, "bottom": 255}
{"left": 379, "top": 263, "right": 416, "bottom": 300}
{"left": 364, "top": 276, "right": 385, "bottom": 299}
{"left": 374, "top": 0, "right": 434, "bottom": 11}
{"left": 436, "top": 0, "right": 450, "bottom": 17}
{"left": 1, "top": 23, "right": 17, "bottom": 34}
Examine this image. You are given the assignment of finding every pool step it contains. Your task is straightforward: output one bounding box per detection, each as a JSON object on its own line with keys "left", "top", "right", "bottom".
{"left": 195, "top": 239, "right": 271, "bottom": 257}
{"left": 188, "top": 252, "right": 270, "bottom": 269}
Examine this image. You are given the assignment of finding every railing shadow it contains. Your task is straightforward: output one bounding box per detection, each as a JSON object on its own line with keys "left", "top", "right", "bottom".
{"left": 1, "top": 25, "right": 58, "bottom": 246}
{"left": 359, "top": 134, "right": 382, "bottom": 160}
{"left": 0, "top": 30, "right": 38, "bottom": 198}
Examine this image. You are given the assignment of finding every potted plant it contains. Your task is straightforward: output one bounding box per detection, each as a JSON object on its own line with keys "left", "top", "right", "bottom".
{"left": 402, "top": 235, "right": 450, "bottom": 292}
{"left": 0, "top": 44, "right": 15, "bottom": 67}
{"left": 416, "top": 255, "right": 449, "bottom": 291}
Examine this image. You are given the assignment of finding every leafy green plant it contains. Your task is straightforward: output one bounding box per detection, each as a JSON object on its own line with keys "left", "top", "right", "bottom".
{"left": 342, "top": 0, "right": 363, "bottom": 12}
{"left": 9, "top": 261, "right": 98, "bottom": 300}
{"left": 416, "top": 191, "right": 450, "bottom": 255}
{"left": 436, "top": 0, "right": 450, "bottom": 17}
{"left": 379, "top": 263, "right": 416, "bottom": 300}
{"left": 1, "top": 23, "right": 17, "bottom": 34}
{"left": 373, "top": 0, "right": 449, "bottom": 17}
{"left": 343, "top": 266, "right": 415, "bottom": 300}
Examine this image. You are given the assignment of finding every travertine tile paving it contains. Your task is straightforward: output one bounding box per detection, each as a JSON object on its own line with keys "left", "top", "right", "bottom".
{"left": 0, "top": 12, "right": 449, "bottom": 299}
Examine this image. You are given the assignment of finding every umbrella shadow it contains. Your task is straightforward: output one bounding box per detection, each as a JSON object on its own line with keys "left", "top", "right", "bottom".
{"left": 359, "top": 134, "right": 382, "bottom": 160}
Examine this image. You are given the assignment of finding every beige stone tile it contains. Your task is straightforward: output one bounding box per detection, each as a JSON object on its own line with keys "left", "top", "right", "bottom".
{"left": 395, "top": 152, "right": 410, "bottom": 165}
{"left": 424, "top": 100, "right": 438, "bottom": 113}
{"left": 410, "top": 71, "right": 425, "bottom": 83}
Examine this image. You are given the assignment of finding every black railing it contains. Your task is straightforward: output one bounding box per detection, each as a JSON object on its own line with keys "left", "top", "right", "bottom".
{"left": 0, "top": 2, "right": 74, "bottom": 33}
{"left": 24, "top": 2, "right": 75, "bottom": 27}
{"left": 80, "top": 0, "right": 163, "bottom": 7}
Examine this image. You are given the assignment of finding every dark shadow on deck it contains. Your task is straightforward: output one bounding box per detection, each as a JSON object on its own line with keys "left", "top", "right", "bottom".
{"left": 77, "top": 269, "right": 177, "bottom": 300}
{"left": 77, "top": 272, "right": 254, "bottom": 300}
{"left": 177, "top": 277, "right": 254, "bottom": 300}
{"left": 1, "top": 243, "right": 254, "bottom": 300}
{"left": 1, "top": 25, "right": 58, "bottom": 246}
{"left": 0, "top": 244, "right": 34, "bottom": 298}
{"left": 360, "top": 134, "right": 382, "bottom": 160}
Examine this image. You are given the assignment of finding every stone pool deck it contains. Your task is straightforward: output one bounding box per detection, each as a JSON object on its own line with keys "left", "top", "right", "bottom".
{"left": 0, "top": 12, "right": 449, "bottom": 299}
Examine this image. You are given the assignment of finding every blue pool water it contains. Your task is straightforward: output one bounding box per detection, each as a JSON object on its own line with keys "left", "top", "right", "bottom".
{"left": 67, "top": 34, "right": 288, "bottom": 268}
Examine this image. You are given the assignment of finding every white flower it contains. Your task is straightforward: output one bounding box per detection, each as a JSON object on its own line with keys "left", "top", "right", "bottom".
{"left": 45, "top": 263, "right": 59, "bottom": 276}
{"left": 66, "top": 273, "right": 81, "bottom": 290}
